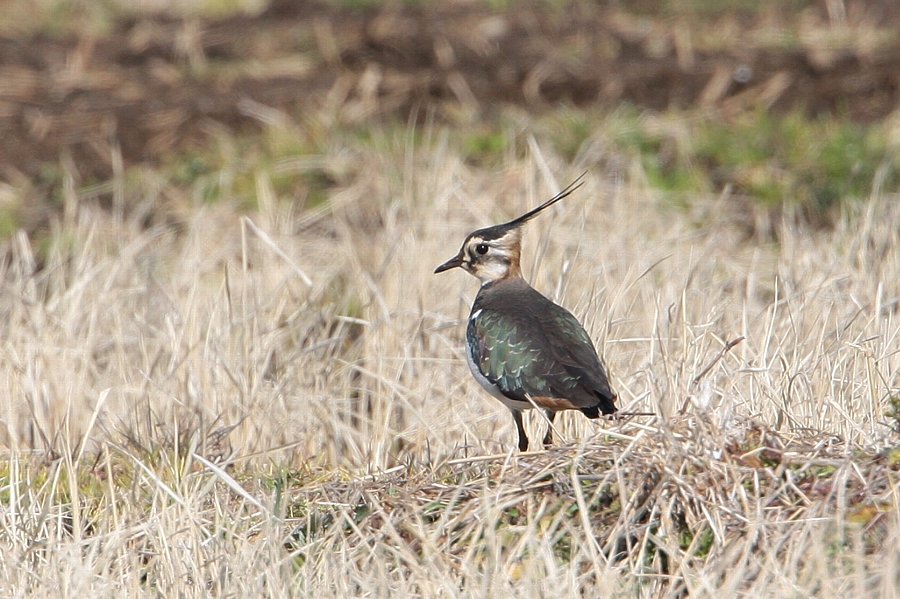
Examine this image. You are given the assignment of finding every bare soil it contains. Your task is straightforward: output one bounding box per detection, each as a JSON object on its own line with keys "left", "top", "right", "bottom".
{"left": 1, "top": 0, "right": 899, "bottom": 182}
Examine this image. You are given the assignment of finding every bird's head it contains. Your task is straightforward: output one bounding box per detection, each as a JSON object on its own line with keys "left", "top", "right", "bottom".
{"left": 434, "top": 174, "right": 585, "bottom": 285}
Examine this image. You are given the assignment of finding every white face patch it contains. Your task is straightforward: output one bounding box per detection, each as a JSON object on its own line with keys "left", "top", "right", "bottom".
{"left": 474, "top": 259, "right": 510, "bottom": 285}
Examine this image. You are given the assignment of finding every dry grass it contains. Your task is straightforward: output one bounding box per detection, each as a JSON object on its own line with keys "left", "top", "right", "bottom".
{"left": 0, "top": 126, "right": 899, "bottom": 596}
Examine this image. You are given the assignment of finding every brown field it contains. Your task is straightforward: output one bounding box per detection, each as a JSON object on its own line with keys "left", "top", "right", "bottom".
{"left": 1, "top": 1, "right": 899, "bottom": 596}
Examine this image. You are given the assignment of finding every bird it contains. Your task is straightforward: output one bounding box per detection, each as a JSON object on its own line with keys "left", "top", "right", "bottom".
{"left": 434, "top": 175, "right": 617, "bottom": 451}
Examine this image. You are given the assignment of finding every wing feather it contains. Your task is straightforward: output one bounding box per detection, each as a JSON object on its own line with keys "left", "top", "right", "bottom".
{"left": 468, "top": 304, "right": 611, "bottom": 408}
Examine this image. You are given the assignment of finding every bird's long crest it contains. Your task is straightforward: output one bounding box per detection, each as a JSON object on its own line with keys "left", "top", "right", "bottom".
{"left": 499, "top": 172, "right": 586, "bottom": 229}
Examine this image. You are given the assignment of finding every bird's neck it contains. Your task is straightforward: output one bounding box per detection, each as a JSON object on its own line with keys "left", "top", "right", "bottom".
{"left": 479, "top": 269, "right": 529, "bottom": 294}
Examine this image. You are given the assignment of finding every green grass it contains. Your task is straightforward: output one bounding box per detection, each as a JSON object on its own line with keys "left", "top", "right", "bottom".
{"left": 696, "top": 111, "right": 896, "bottom": 210}
{"left": 574, "top": 106, "right": 900, "bottom": 215}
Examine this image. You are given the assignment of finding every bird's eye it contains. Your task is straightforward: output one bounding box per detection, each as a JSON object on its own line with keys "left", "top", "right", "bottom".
{"left": 475, "top": 243, "right": 489, "bottom": 255}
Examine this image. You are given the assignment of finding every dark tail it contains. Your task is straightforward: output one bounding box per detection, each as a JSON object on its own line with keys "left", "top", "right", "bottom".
{"left": 580, "top": 391, "right": 617, "bottom": 418}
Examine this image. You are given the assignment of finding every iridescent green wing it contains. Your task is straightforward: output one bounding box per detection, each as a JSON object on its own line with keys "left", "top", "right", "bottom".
{"left": 467, "top": 309, "right": 570, "bottom": 403}
{"left": 468, "top": 303, "right": 612, "bottom": 407}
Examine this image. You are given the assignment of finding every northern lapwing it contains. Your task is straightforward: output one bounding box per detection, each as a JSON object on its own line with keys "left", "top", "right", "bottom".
{"left": 435, "top": 175, "right": 617, "bottom": 451}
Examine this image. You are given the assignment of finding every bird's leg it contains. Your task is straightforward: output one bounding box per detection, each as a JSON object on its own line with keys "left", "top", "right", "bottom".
{"left": 512, "top": 409, "right": 529, "bottom": 451}
{"left": 542, "top": 409, "right": 556, "bottom": 448}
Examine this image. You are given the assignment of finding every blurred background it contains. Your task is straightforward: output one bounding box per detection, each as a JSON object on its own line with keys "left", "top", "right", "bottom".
{"left": 2, "top": 0, "right": 898, "bottom": 235}
{"left": 2, "top": 4, "right": 900, "bottom": 595}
